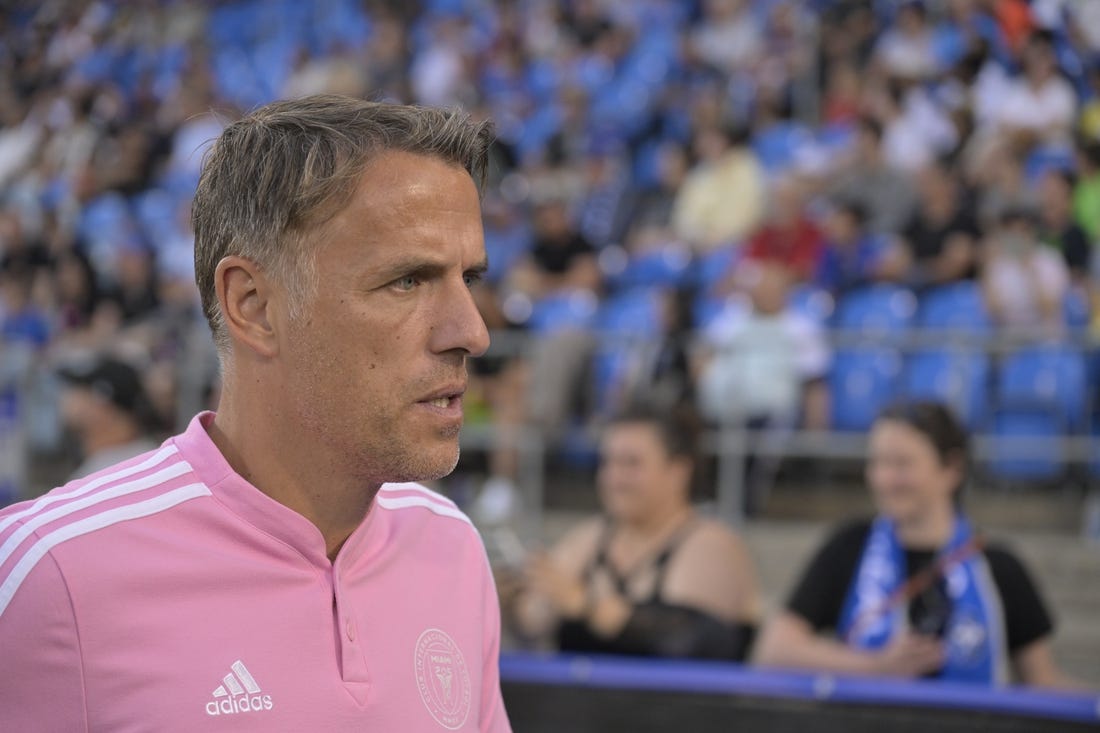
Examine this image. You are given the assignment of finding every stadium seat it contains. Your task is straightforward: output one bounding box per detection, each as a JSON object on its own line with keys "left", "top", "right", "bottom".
{"left": 610, "top": 246, "right": 693, "bottom": 290}
{"left": 590, "top": 289, "right": 667, "bottom": 414}
{"left": 834, "top": 285, "right": 917, "bottom": 333}
{"left": 917, "top": 282, "right": 991, "bottom": 332}
{"left": 996, "top": 345, "right": 1088, "bottom": 431}
{"left": 526, "top": 290, "right": 598, "bottom": 335}
{"left": 752, "top": 122, "right": 815, "bottom": 174}
{"left": 903, "top": 349, "right": 991, "bottom": 429}
{"left": 829, "top": 348, "right": 904, "bottom": 431}
{"left": 691, "top": 246, "right": 740, "bottom": 292}
{"left": 986, "top": 409, "right": 1064, "bottom": 481}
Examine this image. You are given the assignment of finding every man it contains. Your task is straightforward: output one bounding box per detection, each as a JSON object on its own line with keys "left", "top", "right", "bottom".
{"left": 0, "top": 96, "right": 512, "bottom": 732}
{"left": 58, "top": 355, "right": 161, "bottom": 479}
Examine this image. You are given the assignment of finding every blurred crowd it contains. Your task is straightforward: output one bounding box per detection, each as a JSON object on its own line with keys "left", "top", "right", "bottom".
{"left": 2, "top": 0, "right": 1100, "bottom": 504}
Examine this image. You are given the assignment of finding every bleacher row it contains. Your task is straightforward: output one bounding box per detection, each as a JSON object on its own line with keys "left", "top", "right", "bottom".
{"left": 502, "top": 240, "right": 1097, "bottom": 482}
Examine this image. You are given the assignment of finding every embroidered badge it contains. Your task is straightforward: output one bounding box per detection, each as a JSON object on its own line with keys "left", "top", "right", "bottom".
{"left": 414, "top": 628, "right": 472, "bottom": 729}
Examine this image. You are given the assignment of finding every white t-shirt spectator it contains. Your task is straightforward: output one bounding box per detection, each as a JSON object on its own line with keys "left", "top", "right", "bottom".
{"left": 690, "top": 5, "right": 762, "bottom": 72}
{"left": 874, "top": 28, "right": 937, "bottom": 79}
{"left": 698, "top": 304, "right": 830, "bottom": 422}
{"left": 996, "top": 76, "right": 1077, "bottom": 141}
{"left": 883, "top": 90, "right": 958, "bottom": 172}
{"left": 983, "top": 247, "right": 1069, "bottom": 330}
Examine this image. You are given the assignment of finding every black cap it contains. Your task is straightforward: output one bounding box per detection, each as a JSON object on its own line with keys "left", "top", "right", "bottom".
{"left": 58, "top": 357, "right": 158, "bottom": 427}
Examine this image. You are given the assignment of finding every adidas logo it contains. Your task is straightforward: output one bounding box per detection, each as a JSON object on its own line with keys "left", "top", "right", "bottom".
{"left": 204, "top": 660, "right": 274, "bottom": 716}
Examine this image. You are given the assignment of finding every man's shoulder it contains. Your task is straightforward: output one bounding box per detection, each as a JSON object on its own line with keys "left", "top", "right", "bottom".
{"left": 0, "top": 441, "right": 210, "bottom": 614}
{"left": 374, "top": 482, "right": 477, "bottom": 535}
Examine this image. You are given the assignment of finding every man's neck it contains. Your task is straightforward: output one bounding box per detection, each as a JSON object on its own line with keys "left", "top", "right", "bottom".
{"left": 209, "top": 393, "right": 378, "bottom": 562}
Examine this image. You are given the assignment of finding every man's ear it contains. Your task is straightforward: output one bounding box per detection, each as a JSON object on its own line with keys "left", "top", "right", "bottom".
{"left": 215, "top": 256, "right": 280, "bottom": 358}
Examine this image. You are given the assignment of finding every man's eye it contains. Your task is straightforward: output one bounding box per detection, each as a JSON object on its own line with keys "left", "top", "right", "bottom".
{"left": 464, "top": 272, "right": 484, "bottom": 288}
{"left": 394, "top": 276, "right": 418, "bottom": 291}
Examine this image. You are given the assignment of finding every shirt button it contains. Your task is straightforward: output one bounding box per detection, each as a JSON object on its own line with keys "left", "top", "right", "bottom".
{"left": 346, "top": 620, "right": 356, "bottom": 641}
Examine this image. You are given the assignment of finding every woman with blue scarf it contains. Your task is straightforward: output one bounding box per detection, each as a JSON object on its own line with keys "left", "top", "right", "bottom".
{"left": 756, "top": 401, "right": 1076, "bottom": 687}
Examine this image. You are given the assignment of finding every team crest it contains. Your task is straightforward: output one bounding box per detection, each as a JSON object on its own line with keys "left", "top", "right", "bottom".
{"left": 415, "top": 628, "right": 472, "bottom": 729}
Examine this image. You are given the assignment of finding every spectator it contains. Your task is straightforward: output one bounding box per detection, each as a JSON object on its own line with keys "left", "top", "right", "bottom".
{"left": 507, "top": 198, "right": 599, "bottom": 300}
{"left": 510, "top": 199, "right": 600, "bottom": 446}
{"left": 821, "top": 62, "right": 862, "bottom": 127}
{"left": 741, "top": 177, "right": 824, "bottom": 283}
{"left": 872, "top": 80, "right": 959, "bottom": 172}
{"left": 613, "top": 288, "right": 696, "bottom": 415}
{"left": 756, "top": 401, "right": 1078, "bottom": 688}
{"left": 48, "top": 247, "right": 119, "bottom": 348}
{"left": 976, "top": 144, "right": 1039, "bottom": 231}
{"left": 624, "top": 142, "right": 690, "bottom": 250}
{"left": 981, "top": 207, "right": 1069, "bottom": 334}
{"left": 671, "top": 123, "right": 765, "bottom": 252}
{"left": 0, "top": 265, "right": 50, "bottom": 353}
{"left": 995, "top": 31, "right": 1078, "bottom": 146}
{"left": 1037, "top": 169, "right": 1092, "bottom": 282}
{"left": 102, "top": 242, "right": 160, "bottom": 328}
{"left": 1079, "top": 62, "right": 1100, "bottom": 142}
{"left": 510, "top": 404, "right": 761, "bottom": 661}
{"left": 873, "top": 0, "right": 939, "bottom": 81}
{"left": 57, "top": 355, "right": 161, "bottom": 479}
{"left": 815, "top": 200, "right": 901, "bottom": 295}
{"left": 1074, "top": 140, "right": 1100, "bottom": 243}
{"left": 895, "top": 162, "right": 981, "bottom": 287}
{"left": 696, "top": 264, "right": 830, "bottom": 513}
{"left": 688, "top": 0, "right": 763, "bottom": 75}
{"left": 574, "top": 138, "right": 633, "bottom": 249}
{"left": 830, "top": 117, "right": 918, "bottom": 236}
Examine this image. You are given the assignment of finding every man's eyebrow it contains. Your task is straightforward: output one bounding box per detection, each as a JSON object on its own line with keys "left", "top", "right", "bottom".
{"left": 375, "top": 256, "right": 489, "bottom": 281}
{"left": 465, "top": 257, "right": 490, "bottom": 276}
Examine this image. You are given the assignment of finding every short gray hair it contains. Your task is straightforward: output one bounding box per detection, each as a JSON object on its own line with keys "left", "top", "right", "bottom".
{"left": 191, "top": 95, "right": 494, "bottom": 352}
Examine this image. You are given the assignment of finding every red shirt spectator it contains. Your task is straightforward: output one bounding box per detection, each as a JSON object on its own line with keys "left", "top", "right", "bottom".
{"left": 743, "top": 179, "right": 824, "bottom": 282}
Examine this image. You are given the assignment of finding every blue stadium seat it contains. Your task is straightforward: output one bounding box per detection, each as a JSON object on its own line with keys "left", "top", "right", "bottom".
{"left": 526, "top": 290, "right": 598, "bottom": 335}
{"left": 917, "top": 282, "right": 991, "bottom": 332}
{"left": 691, "top": 246, "right": 740, "bottom": 291}
{"left": 834, "top": 285, "right": 917, "bottom": 333}
{"left": 986, "top": 409, "right": 1063, "bottom": 481}
{"left": 595, "top": 288, "right": 665, "bottom": 339}
{"left": 590, "top": 289, "right": 666, "bottom": 414}
{"left": 996, "top": 345, "right": 1088, "bottom": 431}
{"left": 610, "top": 246, "right": 692, "bottom": 290}
{"left": 903, "top": 350, "right": 991, "bottom": 429}
{"left": 752, "top": 122, "right": 814, "bottom": 174}
{"left": 829, "top": 348, "right": 903, "bottom": 431}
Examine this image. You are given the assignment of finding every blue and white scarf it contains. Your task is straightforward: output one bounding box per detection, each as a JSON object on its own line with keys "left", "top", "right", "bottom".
{"left": 837, "top": 516, "right": 1009, "bottom": 685}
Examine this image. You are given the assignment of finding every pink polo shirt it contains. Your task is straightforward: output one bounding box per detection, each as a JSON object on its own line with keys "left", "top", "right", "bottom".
{"left": 0, "top": 412, "right": 511, "bottom": 732}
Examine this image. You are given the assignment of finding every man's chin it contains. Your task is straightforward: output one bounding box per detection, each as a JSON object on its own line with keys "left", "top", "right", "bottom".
{"left": 385, "top": 443, "right": 461, "bottom": 485}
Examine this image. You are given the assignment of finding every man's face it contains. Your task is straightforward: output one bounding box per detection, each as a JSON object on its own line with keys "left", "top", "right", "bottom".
{"left": 279, "top": 151, "right": 490, "bottom": 486}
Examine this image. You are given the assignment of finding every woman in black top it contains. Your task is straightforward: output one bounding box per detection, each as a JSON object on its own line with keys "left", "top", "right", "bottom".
{"left": 756, "top": 401, "right": 1076, "bottom": 687}
{"left": 511, "top": 404, "right": 760, "bottom": 661}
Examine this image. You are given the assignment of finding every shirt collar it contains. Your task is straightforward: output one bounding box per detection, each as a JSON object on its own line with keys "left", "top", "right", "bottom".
{"left": 173, "top": 411, "right": 359, "bottom": 570}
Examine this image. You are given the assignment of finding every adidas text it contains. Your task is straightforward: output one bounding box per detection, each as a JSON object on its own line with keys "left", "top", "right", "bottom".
{"left": 205, "top": 694, "right": 274, "bottom": 716}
